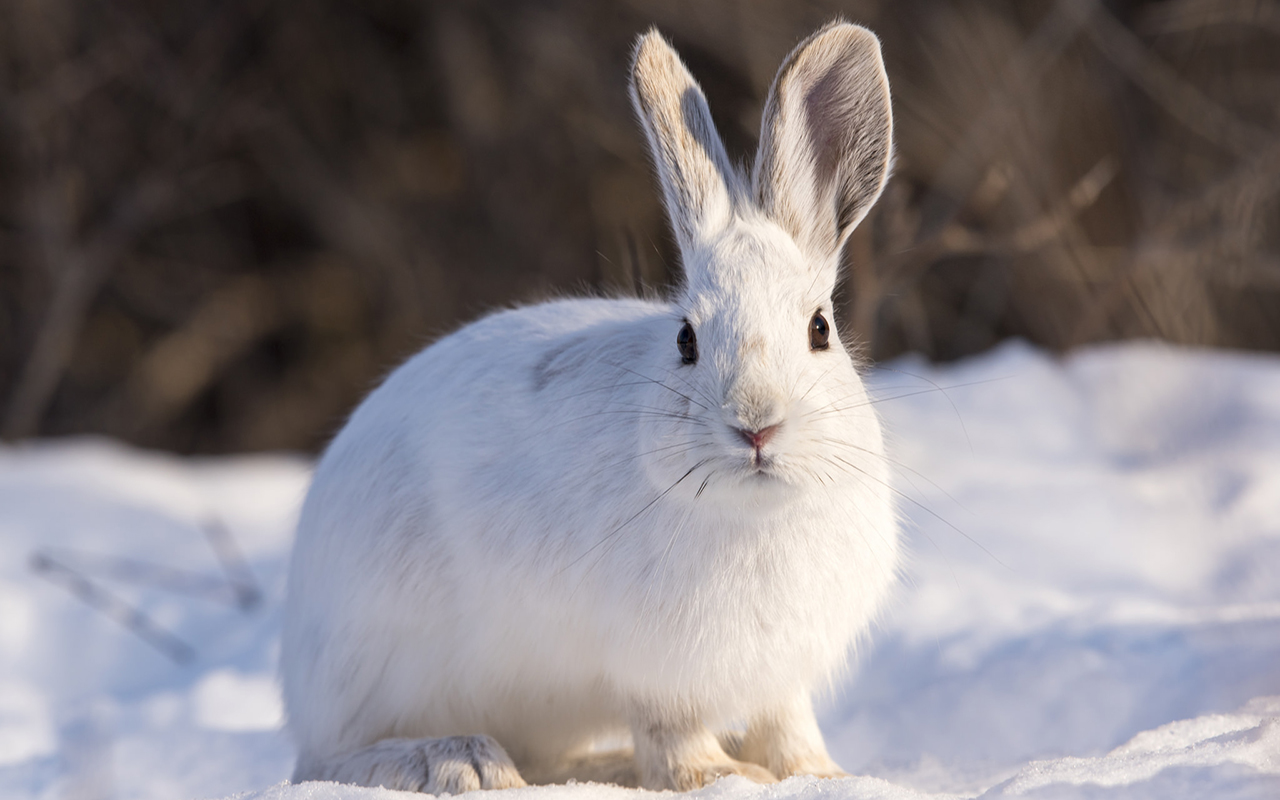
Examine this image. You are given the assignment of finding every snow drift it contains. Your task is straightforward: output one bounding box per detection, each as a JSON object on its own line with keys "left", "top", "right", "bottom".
{"left": 0, "top": 340, "right": 1277, "bottom": 799}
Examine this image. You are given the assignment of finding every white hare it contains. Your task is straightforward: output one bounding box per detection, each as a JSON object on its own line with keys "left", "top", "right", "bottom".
{"left": 281, "top": 21, "right": 899, "bottom": 793}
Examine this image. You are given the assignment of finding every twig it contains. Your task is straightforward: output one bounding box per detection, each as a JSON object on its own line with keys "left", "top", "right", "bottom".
{"left": 912, "top": 0, "right": 1095, "bottom": 244}
{"left": 1067, "top": 135, "right": 1280, "bottom": 345}
{"left": 1079, "top": 0, "right": 1274, "bottom": 157}
{"left": 30, "top": 552, "right": 195, "bottom": 665}
{"left": 202, "top": 518, "right": 263, "bottom": 611}
{"left": 104, "top": 274, "right": 279, "bottom": 437}
{"left": 1137, "top": 0, "right": 1280, "bottom": 37}
{"left": 1, "top": 2, "right": 256, "bottom": 441}
{"left": 931, "top": 157, "right": 1119, "bottom": 257}
{"left": 32, "top": 547, "right": 253, "bottom": 608}
{"left": 2, "top": 176, "right": 177, "bottom": 440}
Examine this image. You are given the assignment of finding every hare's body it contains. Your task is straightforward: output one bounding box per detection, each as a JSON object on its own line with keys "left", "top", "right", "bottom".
{"left": 284, "top": 295, "right": 896, "bottom": 778}
{"left": 284, "top": 22, "right": 900, "bottom": 793}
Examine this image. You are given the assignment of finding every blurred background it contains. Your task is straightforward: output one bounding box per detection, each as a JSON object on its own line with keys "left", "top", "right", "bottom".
{"left": 1, "top": 0, "right": 1277, "bottom": 454}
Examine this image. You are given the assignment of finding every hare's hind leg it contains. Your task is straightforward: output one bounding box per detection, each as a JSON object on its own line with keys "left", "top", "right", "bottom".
{"left": 736, "top": 692, "right": 847, "bottom": 780}
{"left": 630, "top": 709, "right": 777, "bottom": 790}
{"left": 294, "top": 735, "right": 527, "bottom": 793}
{"left": 522, "top": 748, "right": 639, "bottom": 787}
{"left": 522, "top": 731, "right": 764, "bottom": 789}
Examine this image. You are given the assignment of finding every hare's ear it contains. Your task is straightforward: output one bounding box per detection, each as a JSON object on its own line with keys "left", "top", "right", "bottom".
{"left": 630, "top": 29, "right": 736, "bottom": 256}
{"left": 752, "top": 22, "right": 893, "bottom": 264}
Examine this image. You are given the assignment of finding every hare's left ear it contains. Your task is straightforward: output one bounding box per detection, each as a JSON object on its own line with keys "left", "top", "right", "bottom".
{"left": 753, "top": 22, "right": 893, "bottom": 264}
{"left": 630, "top": 29, "right": 737, "bottom": 259}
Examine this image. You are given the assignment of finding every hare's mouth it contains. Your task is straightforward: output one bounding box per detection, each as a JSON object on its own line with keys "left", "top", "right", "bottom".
{"left": 746, "top": 453, "right": 778, "bottom": 477}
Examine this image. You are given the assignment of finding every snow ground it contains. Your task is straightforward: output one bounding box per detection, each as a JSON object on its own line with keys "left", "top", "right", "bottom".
{"left": 0, "top": 339, "right": 1278, "bottom": 799}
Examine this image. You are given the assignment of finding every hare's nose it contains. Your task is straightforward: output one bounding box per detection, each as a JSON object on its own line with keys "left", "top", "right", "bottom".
{"left": 736, "top": 424, "right": 780, "bottom": 450}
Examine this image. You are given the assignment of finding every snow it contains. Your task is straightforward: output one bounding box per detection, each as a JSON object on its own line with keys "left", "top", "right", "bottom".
{"left": 1, "top": 339, "right": 1278, "bottom": 799}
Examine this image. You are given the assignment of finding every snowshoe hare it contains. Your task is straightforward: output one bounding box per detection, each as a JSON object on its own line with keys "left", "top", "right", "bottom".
{"left": 282, "top": 21, "right": 899, "bottom": 793}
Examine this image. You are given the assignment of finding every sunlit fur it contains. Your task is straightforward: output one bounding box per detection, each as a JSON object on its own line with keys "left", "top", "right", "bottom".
{"left": 281, "top": 21, "right": 900, "bottom": 793}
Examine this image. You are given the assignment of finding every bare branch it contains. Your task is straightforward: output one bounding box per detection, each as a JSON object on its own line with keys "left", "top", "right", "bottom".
{"left": 1079, "top": 0, "right": 1275, "bottom": 157}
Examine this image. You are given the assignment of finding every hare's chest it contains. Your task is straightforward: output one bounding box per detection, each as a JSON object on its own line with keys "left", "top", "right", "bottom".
{"left": 606, "top": 514, "right": 868, "bottom": 688}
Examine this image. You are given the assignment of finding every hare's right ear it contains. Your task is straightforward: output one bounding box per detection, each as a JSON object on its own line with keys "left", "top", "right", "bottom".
{"left": 753, "top": 23, "right": 893, "bottom": 265}
{"left": 630, "top": 30, "right": 736, "bottom": 257}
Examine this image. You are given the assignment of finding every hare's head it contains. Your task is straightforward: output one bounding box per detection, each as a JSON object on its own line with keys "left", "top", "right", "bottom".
{"left": 630, "top": 23, "right": 893, "bottom": 502}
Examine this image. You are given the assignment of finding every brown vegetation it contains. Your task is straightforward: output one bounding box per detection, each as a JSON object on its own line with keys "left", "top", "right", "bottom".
{"left": 2, "top": 0, "right": 1278, "bottom": 453}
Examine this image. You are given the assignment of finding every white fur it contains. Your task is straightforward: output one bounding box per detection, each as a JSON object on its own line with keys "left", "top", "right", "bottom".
{"left": 282, "top": 21, "right": 899, "bottom": 793}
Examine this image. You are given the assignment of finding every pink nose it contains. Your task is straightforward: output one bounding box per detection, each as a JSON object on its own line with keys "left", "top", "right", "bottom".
{"left": 736, "top": 424, "right": 780, "bottom": 450}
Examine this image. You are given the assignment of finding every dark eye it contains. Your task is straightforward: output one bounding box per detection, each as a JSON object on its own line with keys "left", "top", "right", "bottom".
{"left": 677, "top": 321, "right": 698, "bottom": 364}
{"left": 809, "top": 313, "right": 830, "bottom": 350}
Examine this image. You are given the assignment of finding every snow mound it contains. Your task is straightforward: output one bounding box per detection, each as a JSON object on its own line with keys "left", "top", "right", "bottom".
{"left": 1, "top": 340, "right": 1278, "bottom": 799}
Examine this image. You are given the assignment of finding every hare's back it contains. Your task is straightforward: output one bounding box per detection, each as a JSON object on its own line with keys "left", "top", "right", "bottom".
{"left": 323, "top": 295, "right": 672, "bottom": 499}
{"left": 385, "top": 295, "right": 669, "bottom": 409}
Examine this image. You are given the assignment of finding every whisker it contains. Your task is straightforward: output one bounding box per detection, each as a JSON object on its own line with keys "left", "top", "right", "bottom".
{"left": 829, "top": 491, "right": 961, "bottom": 592}
{"left": 871, "top": 366, "right": 989, "bottom": 452}
{"left": 542, "top": 380, "right": 660, "bottom": 405}
{"left": 647, "top": 363, "right": 719, "bottom": 409}
{"left": 822, "top": 452, "right": 1008, "bottom": 570}
{"left": 795, "top": 364, "right": 840, "bottom": 406}
{"left": 535, "top": 408, "right": 710, "bottom": 435}
{"left": 610, "top": 401, "right": 708, "bottom": 418}
{"left": 565, "top": 459, "right": 710, "bottom": 575}
{"left": 801, "top": 380, "right": 1003, "bottom": 422}
{"left": 803, "top": 376, "right": 1011, "bottom": 421}
{"left": 694, "top": 475, "right": 711, "bottom": 499}
{"left": 593, "top": 438, "right": 711, "bottom": 474}
{"left": 823, "top": 437, "right": 973, "bottom": 516}
{"left": 606, "top": 363, "right": 710, "bottom": 410}
{"left": 797, "top": 385, "right": 887, "bottom": 418}
{"left": 644, "top": 497, "right": 702, "bottom": 613}
{"left": 826, "top": 482, "right": 899, "bottom": 565}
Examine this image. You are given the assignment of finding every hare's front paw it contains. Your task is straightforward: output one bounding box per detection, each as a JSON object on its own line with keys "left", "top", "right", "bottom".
{"left": 421, "top": 735, "right": 528, "bottom": 794}
{"left": 673, "top": 758, "right": 777, "bottom": 790}
{"left": 302, "top": 734, "right": 527, "bottom": 794}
